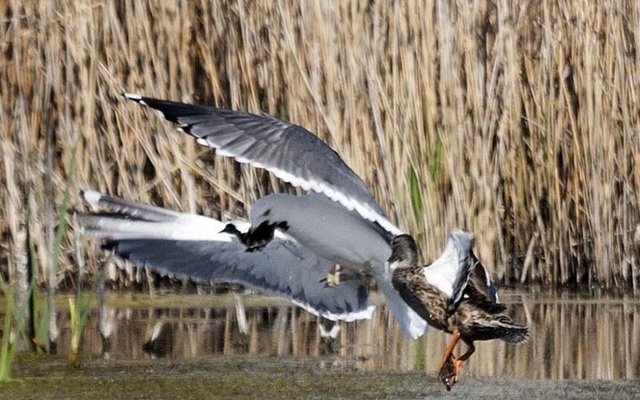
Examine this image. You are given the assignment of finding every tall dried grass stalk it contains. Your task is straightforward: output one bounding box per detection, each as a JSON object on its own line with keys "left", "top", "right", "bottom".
{"left": 0, "top": 1, "right": 638, "bottom": 290}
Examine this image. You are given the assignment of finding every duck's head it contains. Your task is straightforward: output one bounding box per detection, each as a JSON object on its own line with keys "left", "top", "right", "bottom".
{"left": 388, "top": 234, "right": 419, "bottom": 271}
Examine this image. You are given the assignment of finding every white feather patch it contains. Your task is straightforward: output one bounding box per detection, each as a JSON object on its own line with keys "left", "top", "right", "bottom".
{"left": 81, "top": 190, "right": 102, "bottom": 205}
{"left": 123, "top": 93, "right": 142, "bottom": 101}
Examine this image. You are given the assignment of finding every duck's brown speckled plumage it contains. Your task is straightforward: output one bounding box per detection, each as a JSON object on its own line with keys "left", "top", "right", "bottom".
{"left": 389, "top": 234, "right": 530, "bottom": 390}
{"left": 392, "top": 263, "right": 526, "bottom": 343}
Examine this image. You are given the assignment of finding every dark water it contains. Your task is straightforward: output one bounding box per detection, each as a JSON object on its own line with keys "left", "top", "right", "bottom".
{"left": 15, "top": 291, "right": 639, "bottom": 381}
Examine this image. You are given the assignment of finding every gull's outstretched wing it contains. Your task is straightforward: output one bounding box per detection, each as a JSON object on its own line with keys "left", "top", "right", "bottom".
{"left": 78, "top": 191, "right": 374, "bottom": 321}
{"left": 124, "top": 94, "right": 402, "bottom": 236}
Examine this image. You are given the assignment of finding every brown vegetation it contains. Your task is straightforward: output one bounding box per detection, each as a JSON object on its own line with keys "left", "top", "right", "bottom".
{"left": 1, "top": 1, "right": 639, "bottom": 290}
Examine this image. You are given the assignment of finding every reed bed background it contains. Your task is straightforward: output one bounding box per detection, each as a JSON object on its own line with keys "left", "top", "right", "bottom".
{"left": 1, "top": 0, "right": 639, "bottom": 291}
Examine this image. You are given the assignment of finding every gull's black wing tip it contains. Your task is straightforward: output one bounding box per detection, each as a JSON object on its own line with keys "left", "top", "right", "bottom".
{"left": 122, "top": 93, "right": 213, "bottom": 125}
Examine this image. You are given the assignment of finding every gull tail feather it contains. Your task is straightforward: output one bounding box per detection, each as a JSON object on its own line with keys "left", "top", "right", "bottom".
{"left": 77, "top": 190, "right": 225, "bottom": 241}
{"left": 376, "top": 277, "right": 429, "bottom": 339}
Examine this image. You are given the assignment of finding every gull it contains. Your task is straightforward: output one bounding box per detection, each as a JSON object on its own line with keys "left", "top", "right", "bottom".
{"left": 390, "top": 233, "right": 530, "bottom": 390}
{"left": 79, "top": 94, "right": 428, "bottom": 337}
{"left": 79, "top": 95, "right": 529, "bottom": 378}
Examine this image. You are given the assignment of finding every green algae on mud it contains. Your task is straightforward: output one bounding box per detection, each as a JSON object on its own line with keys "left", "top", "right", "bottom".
{"left": 1, "top": 355, "right": 639, "bottom": 400}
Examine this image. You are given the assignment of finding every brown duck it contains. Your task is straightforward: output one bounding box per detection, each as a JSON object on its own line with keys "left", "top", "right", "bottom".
{"left": 390, "top": 231, "right": 530, "bottom": 390}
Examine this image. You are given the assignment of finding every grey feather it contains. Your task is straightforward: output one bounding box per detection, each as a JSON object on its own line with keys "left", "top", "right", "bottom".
{"left": 110, "top": 238, "right": 371, "bottom": 320}
{"left": 124, "top": 94, "right": 401, "bottom": 236}
{"left": 78, "top": 190, "right": 373, "bottom": 321}
{"left": 448, "top": 231, "right": 476, "bottom": 309}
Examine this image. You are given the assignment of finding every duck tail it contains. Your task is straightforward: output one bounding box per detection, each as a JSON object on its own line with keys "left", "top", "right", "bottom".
{"left": 497, "top": 318, "right": 531, "bottom": 344}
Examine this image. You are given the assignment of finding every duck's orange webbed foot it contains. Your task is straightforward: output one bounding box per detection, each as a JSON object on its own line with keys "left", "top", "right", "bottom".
{"left": 437, "top": 353, "right": 458, "bottom": 390}
{"left": 438, "top": 341, "right": 476, "bottom": 390}
{"left": 437, "top": 329, "right": 462, "bottom": 390}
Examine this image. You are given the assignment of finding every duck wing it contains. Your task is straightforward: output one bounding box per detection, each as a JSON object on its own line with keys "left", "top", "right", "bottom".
{"left": 467, "top": 256, "right": 500, "bottom": 300}
{"left": 422, "top": 231, "right": 476, "bottom": 310}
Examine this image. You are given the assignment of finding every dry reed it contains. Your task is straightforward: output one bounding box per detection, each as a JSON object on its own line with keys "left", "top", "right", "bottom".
{"left": 0, "top": 0, "right": 639, "bottom": 290}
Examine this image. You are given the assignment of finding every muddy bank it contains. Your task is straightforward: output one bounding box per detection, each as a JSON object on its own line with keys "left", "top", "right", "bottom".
{"left": 3, "top": 355, "right": 639, "bottom": 400}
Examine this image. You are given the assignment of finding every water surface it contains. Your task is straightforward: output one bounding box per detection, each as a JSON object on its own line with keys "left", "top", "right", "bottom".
{"left": 3, "top": 290, "right": 640, "bottom": 399}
